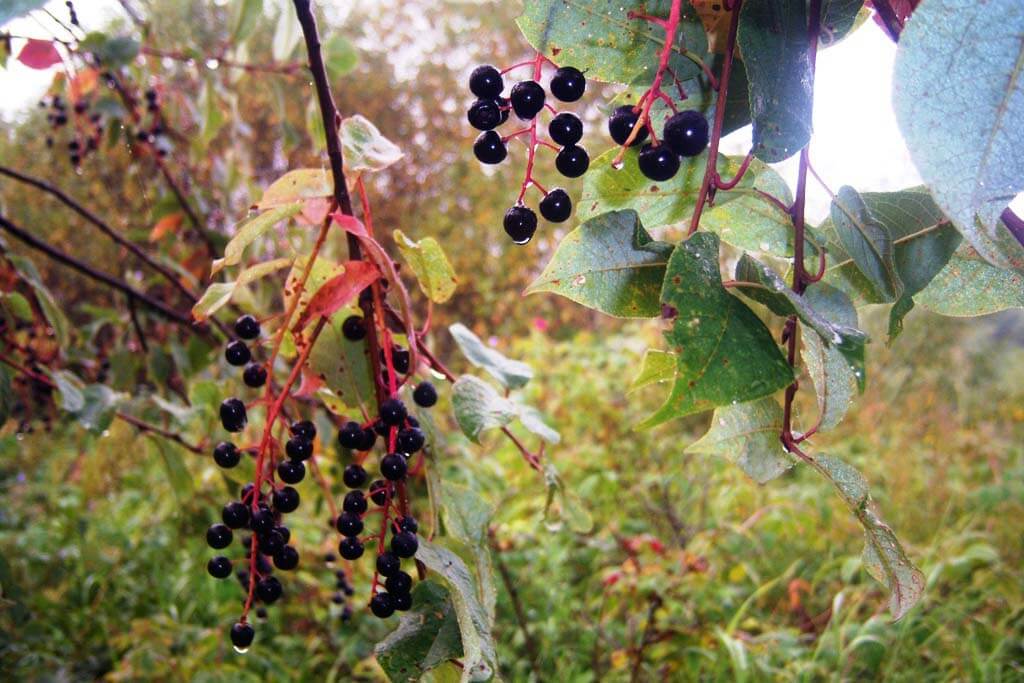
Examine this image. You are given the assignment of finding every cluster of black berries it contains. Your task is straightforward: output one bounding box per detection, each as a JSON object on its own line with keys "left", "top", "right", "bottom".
{"left": 608, "top": 107, "right": 710, "bottom": 181}
{"left": 39, "top": 95, "right": 100, "bottom": 167}
{"left": 466, "top": 63, "right": 589, "bottom": 244}
{"left": 223, "top": 314, "right": 268, "bottom": 394}
{"left": 334, "top": 380, "right": 438, "bottom": 619}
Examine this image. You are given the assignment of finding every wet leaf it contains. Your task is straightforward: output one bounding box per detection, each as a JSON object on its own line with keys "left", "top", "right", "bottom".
{"left": 686, "top": 397, "right": 793, "bottom": 484}
{"left": 449, "top": 323, "right": 532, "bottom": 390}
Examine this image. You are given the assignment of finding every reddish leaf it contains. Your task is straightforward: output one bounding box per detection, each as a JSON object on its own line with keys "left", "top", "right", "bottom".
{"left": 293, "top": 260, "right": 379, "bottom": 331}
{"left": 331, "top": 211, "right": 368, "bottom": 237}
{"left": 294, "top": 368, "right": 325, "bottom": 398}
{"left": 17, "top": 39, "right": 61, "bottom": 70}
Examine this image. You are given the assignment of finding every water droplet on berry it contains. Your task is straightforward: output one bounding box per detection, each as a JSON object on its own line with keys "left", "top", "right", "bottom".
{"left": 611, "top": 160, "right": 625, "bottom": 171}
{"left": 205, "top": 58, "right": 220, "bottom": 70}
{"left": 233, "top": 645, "right": 249, "bottom": 654}
{"left": 511, "top": 234, "right": 532, "bottom": 245}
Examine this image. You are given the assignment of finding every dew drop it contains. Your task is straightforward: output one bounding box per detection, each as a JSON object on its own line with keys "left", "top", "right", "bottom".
{"left": 512, "top": 234, "right": 532, "bottom": 246}
{"left": 611, "top": 159, "right": 625, "bottom": 170}
{"left": 759, "top": 241, "right": 771, "bottom": 252}
{"left": 205, "top": 58, "right": 220, "bottom": 70}
{"left": 233, "top": 646, "right": 249, "bottom": 654}
{"left": 572, "top": 274, "right": 587, "bottom": 286}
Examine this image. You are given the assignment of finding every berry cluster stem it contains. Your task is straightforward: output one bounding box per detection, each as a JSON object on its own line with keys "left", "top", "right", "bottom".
{"left": 515, "top": 53, "right": 548, "bottom": 203}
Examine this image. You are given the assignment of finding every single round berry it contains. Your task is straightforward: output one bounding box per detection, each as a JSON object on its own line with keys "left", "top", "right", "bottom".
{"left": 357, "top": 427, "right": 377, "bottom": 452}
{"left": 467, "top": 98, "right": 502, "bottom": 131}
{"left": 290, "top": 420, "right": 316, "bottom": 441}
{"left": 273, "top": 545, "right": 299, "bottom": 571}
{"left": 391, "top": 347, "right": 411, "bottom": 374}
{"left": 393, "top": 591, "right": 413, "bottom": 611}
{"left": 338, "top": 536, "right": 364, "bottom": 560}
{"left": 637, "top": 143, "right": 680, "bottom": 182}
{"left": 555, "top": 145, "right": 590, "bottom": 178}
{"left": 341, "top": 315, "right": 366, "bottom": 341}
{"left": 336, "top": 512, "right": 364, "bottom": 537}
{"left": 225, "top": 340, "right": 251, "bottom": 367}
{"left": 370, "top": 592, "right": 395, "bottom": 618}
{"left": 273, "top": 486, "right": 300, "bottom": 514}
{"left": 213, "top": 441, "right": 240, "bottom": 469}
{"left": 369, "top": 480, "right": 389, "bottom": 506}
{"left": 343, "top": 464, "right": 367, "bottom": 489}
{"left": 285, "top": 436, "right": 312, "bottom": 461}
{"left": 343, "top": 490, "right": 368, "bottom": 515}
{"left": 379, "top": 398, "right": 407, "bottom": 426}
{"left": 219, "top": 398, "right": 247, "bottom": 433}
{"left": 276, "top": 525, "right": 291, "bottom": 544}
{"left": 208, "top": 555, "right": 232, "bottom": 579}
{"left": 469, "top": 64, "right": 503, "bottom": 99}
{"left": 240, "top": 483, "right": 255, "bottom": 502}
{"left": 510, "top": 80, "right": 545, "bottom": 120}
{"left": 251, "top": 506, "right": 275, "bottom": 533}
{"left": 385, "top": 570, "right": 413, "bottom": 595}
{"left": 396, "top": 428, "right": 425, "bottom": 454}
{"left": 234, "top": 315, "right": 260, "bottom": 340}
{"left": 413, "top": 382, "right": 437, "bottom": 408}
{"left": 277, "top": 459, "right": 305, "bottom": 484}
{"left": 381, "top": 453, "right": 408, "bottom": 481}
{"left": 259, "top": 529, "right": 285, "bottom": 555}
{"left": 331, "top": 592, "right": 345, "bottom": 605}
{"left": 663, "top": 109, "right": 709, "bottom": 157}
{"left": 548, "top": 112, "right": 584, "bottom": 146}
{"left": 539, "top": 188, "right": 573, "bottom": 223}
{"left": 242, "top": 362, "right": 267, "bottom": 388}
{"left": 503, "top": 205, "right": 538, "bottom": 245}
{"left": 550, "top": 66, "right": 586, "bottom": 102}
{"left": 391, "top": 531, "right": 419, "bottom": 558}
{"left": 338, "top": 421, "right": 363, "bottom": 450}
{"left": 230, "top": 622, "right": 255, "bottom": 651}
{"left": 473, "top": 130, "right": 507, "bottom": 165}
{"left": 609, "top": 105, "right": 648, "bottom": 147}
{"left": 376, "top": 551, "right": 401, "bottom": 577}
{"left": 207, "top": 523, "right": 233, "bottom": 549}
{"left": 222, "top": 501, "right": 250, "bottom": 529}
{"left": 256, "top": 576, "right": 283, "bottom": 603}
{"left": 398, "top": 516, "right": 419, "bottom": 534}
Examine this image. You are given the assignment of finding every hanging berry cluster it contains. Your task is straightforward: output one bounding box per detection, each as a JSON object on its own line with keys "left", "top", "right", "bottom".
{"left": 608, "top": 106, "right": 710, "bottom": 181}
{"left": 466, "top": 54, "right": 589, "bottom": 244}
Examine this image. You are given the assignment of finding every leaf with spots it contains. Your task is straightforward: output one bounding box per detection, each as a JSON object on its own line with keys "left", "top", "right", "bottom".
{"left": 829, "top": 186, "right": 903, "bottom": 303}
{"left": 914, "top": 232, "right": 1024, "bottom": 316}
{"left": 685, "top": 397, "right": 793, "bottom": 484}
{"left": 394, "top": 229, "right": 458, "bottom": 303}
{"left": 307, "top": 308, "right": 375, "bottom": 412}
{"left": 375, "top": 581, "right": 463, "bottom": 683}
{"left": 629, "top": 349, "right": 676, "bottom": 392}
{"left": 637, "top": 232, "right": 792, "bottom": 428}
{"left": 451, "top": 375, "right": 517, "bottom": 443}
{"left": 524, "top": 209, "right": 672, "bottom": 318}
{"left": 801, "top": 282, "right": 861, "bottom": 432}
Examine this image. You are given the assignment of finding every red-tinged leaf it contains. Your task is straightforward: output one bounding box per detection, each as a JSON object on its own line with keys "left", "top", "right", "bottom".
{"left": 293, "top": 260, "right": 379, "bottom": 331}
{"left": 331, "top": 211, "right": 368, "bottom": 237}
{"left": 17, "top": 38, "right": 61, "bottom": 69}
{"left": 294, "top": 367, "right": 325, "bottom": 398}
{"left": 69, "top": 68, "right": 99, "bottom": 100}
{"left": 299, "top": 197, "right": 331, "bottom": 226}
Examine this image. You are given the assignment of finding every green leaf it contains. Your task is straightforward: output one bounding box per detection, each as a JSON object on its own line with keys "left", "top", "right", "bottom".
{"left": 738, "top": 0, "right": 813, "bottom": 162}
{"left": 629, "top": 349, "right": 676, "bottom": 392}
{"left": 638, "top": 232, "right": 793, "bottom": 428}
{"left": 733, "top": 254, "right": 867, "bottom": 373}
{"left": 7, "top": 253, "right": 69, "bottom": 348}
{"left": 524, "top": 209, "right": 672, "bottom": 318}
{"left": 830, "top": 186, "right": 903, "bottom": 302}
{"left": 451, "top": 375, "right": 517, "bottom": 443}
{"left": 809, "top": 453, "right": 925, "bottom": 620}
{"left": 232, "top": 0, "right": 263, "bottom": 42}
{"left": 415, "top": 540, "right": 498, "bottom": 682}
{"left": 801, "top": 283, "right": 861, "bottom": 431}
{"left": 75, "top": 384, "right": 122, "bottom": 433}
{"left": 78, "top": 33, "right": 139, "bottom": 67}
{"left": 212, "top": 203, "right": 302, "bottom": 274}
{"left": 0, "top": 0, "right": 47, "bottom": 25}
{"left": 440, "top": 483, "right": 498, "bottom": 623}
{"left": 325, "top": 34, "right": 358, "bottom": 79}
{"left": 258, "top": 169, "right": 332, "bottom": 208}
{"left": 375, "top": 581, "right": 463, "bottom": 683}
{"left": 148, "top": 437, "right": 194, "bottom": 501}
{"left": 340, "top": 115, "right": 403, "bottom": 174}
{"left": 698, "top": 160, "right": 798, "bottom": 256}
{"left": 819, "top": 0, "right": 865, "bottom": 48}
{"left": 914, "top": 236, "right": 1024, "bottom": 316}
{"left": 686, "top": 397, "right": 793, "bottom": 484}
{"left": 514, "top": 403, "right": 560, "bottom": 444}
{"left": 542, "top": 463, "right": 594, "bottom": 533}
{"left": 449, "top": 323, "right": 532, "bottom": 390}
{"left": 893, "top": 0, "right": 1024, "bottom": 268}
{"left": 47, "top": 369, "right": 85, "bottom": 412}
{"left": 394, "top": 229, "right": 458, "bottom": 303}
{"left": 191, "top": 258, "right": 293, "bottom": 322}
{"left": 307, "top": 308, "right": 375, "bottom": 411}
{"left": 2, "top": 291, "right": 33, "bottom": 322}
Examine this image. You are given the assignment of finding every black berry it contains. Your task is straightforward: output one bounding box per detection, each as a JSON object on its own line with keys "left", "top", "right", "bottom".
{"left": 208, "top": 556, "right": 232, "bottom": 579}
{"left": 467, "top": 98, "right": 503, "bottom": 131}
{"left": 336, "top": 512, "right": 364, "bottom": 537}
{"left": 391, "top": 531, "right": 419, "bottom": 558}
{"left": 396, "top": 428, "right": 425, "bottom": 454}
{"left": 251, "top": 505, "right": 275, "bottom": 533}
{"left": 273, "top": 486, "right": 300, "bottom": 514}
{"left": 256, "top": 576, "right": 283, "bottom": 603}
{"left": 376, "top": 551, "right": 401, "bottom": 577}
{"left": 276, "top": 525, "right": 291, "bottom": 543}
{"left": 274, "top": 545, "right": 299, "bottom": 571}
{"left": 242, "top": 362, "right": 267, "bottom": 388}
{"left": 290, "top": 420, "right": 316, "bottom": 440}
{"left": 341, "top": 315, "right": 366, "bottom": 341}
{"left": 555, "top": 145, "right": 589, "bottom": 178}
{"left": 469, "top": 65, "right": 503, "bottom": 99}
{"left": 369, "top": 480, "right": 389, "bottom": 506}
{"left": 380, "top": 453, "right": 408, "bottom": 481}
{"left": 285, "top": 436, "right": 312, "bottom": 461}
{"left": 398, "top": 516, "right": 419, "bottom": 534}
{"left": 207, "top": 523, "right": 233, "bottom": 549}
{"left": 473, "top": 130, "right": 507, "bottom": 165}
{"left": 357, "top": 427, "right": 377, "bottom": 451}
{"left": 663, "top": 110, "right": 709, "bottom": 157}
{"left": 504, "top": 205, "right": 537, "bottom": 244}
{"left": 393, "top": 591, "right": 413, "bottom": 611}
{"left": 277, "top": 459, "right": 306, "bottom": 484}
{"left": 379, "top": 398, "right": 407, "bottom": 426}
{"left": 234, "top": 315, "right": 260, "bottom": 339}
{"left": 338, "top": 421, "right": 363, "bottom": 450}
{"left": 637, "top": 143, "right": 680, "bottom": 182}
{"left": 225, "top": 340, "right": 251, "bottom": 367}
{"left": 609, "top": 105, "right": 648, "bottom": 147}
{"left": 391, "top": 347, "right": 411, "bottom": 374}
{"left": 230, "top": 622, "right": 255, "bottom": 650}
{"left": 510, "top": 80, "right": 545, "bottom": 120}
{"left": 343, "top": 464, "right": 367, "bottom": 489}
{"left": 373, "top": 419, "right": 390, "bottom": 437}
{"left": 370, "top": 592, "right": 395, "bottom": 618}
{"left": 548, "top": 112, "right": 583, "bottom": 146}
{"left": 219, "top": 398, "right": 247, "bottom": 432}
{"left": 539, "top": 188, "right": 573, "bottom": 223}
{"left": 550, "top": 66, "right": 586, "bottom": 102}
{"left": 259, "top": 529, "right": 285, "bottom": 555}
{"left": 338, "top": 536, "right": 364, "bottom": 560}
{"left": 213, "top": 441, "right": 240, "bottom": 469}
{"left": 413, "top": 382, "right": 437, "bottom": 407}
{"left": 222, "top": 501, "right": 250, "bottom": 529}
{"left": 343, "top": 490, "right": 368, "bottom": 515}
{"left": 385, "top": 570, "right": 413, "bottom": 595}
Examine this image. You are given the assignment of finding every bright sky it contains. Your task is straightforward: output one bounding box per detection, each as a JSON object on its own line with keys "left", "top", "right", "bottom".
{"left": 4, "top": 2, "right": 993, "bottom": 225}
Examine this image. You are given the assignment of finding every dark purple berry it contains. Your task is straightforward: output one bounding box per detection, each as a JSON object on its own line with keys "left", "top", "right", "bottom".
{"left": 243, "top": 362, "right": 267, "bottom": 388}
{"left": 222, "top": 501, "right": 250, "bottom": 529}
{"left": 338, "top": 421, "right": 363, "bottom": 450}
{"left": 208, "top": 556, "right": 232, "bottom": 579}
{"left": 341, "top": 315, "right": 366, "bottom": 341}
{"left": 467, "top": 98, "right": 502, "bottom": 130}
{"left": 273, "top": 545, "right": 299, "bottom": 571}
{"left": 637, "top": 143, "right": 680, "bottom": 182}
{"left": 609, "top": 105, "right": 648, "bottom": 147}
{"left": 338, "top": 536, "right": 364, "bottom": 560}
{"left": 343, "top": 490, "right": 368, "bottom": 515}
{"left": 285, "top": 436, "right": 312, "bottom": 461}
{"left": 219, "top": 398, "right": 247, "bottom": 432}
{"left": 398, "top": 516, "right": 419, "bottom": 534}
{"left": 207, "top": 523, "right": 233, "bottom": 549}
{"left": 335, "top": 512, "right": 364, "bottom": 537}
{"left": 385, "top": 571, "right": 413, "bottom": 595}
{"left": 469, "top": 65, "right": 503, "bottom": 99}
{"left": 393, "top": 591, "right": 413, "bottom": 611}
{"left": 391, "top": 531, "right": 419, "bottom": 558}
{"left": 380, "top": 398, "right": 407, "bottom": 426}
{"left": 510, "top": 80, "right": 545, "bottom": 120}
{"left": 473, "top": 130, "right": 507, "bottom": 165}
{"left": 343, "top": 464, "right": 368, "bottom": 489}
{"left": 225, "top": 340, "right": 251, "bottom": 366}
{"left": 369, "top": 592, "right": 395, "bottom": 618}
{"left": 555, "top": 145, "right": 589, "bottom": 178}
{"left": 290, "top": 420, "right": 316, "bottom": 440}
{"left": 234, "top": 315, "right": 260, "bottom": 339}
{"left": 256, "top": 576, "right": 283, "bottom": 603}
{"left": 259, "top": 529, "right": 285, "bottom": 555}
{"left": 550, "top": 66, "right": 586, "bottom": 102}
{"left": 381, "top": 453, "right": 408, "bottom": 481}
{"left": 213, "top": 441, "right": 240, "bottom": 469}
{"left": 230, "top": 622, "right": 255, "bottom": 650}
{"left": 413, "top": 382, "right": 437, "bottom": 408}
{"left": 396, "top": 428, "right": 425, "bottom": 454}
{"left": 277, "top": 459, "right": 305, "bottom": 484}
{"left": 376, "top": 551, "right": 401, "bottom": 577}
{"left": 369, "top": 480, "right": 389, "bottom": 506}
{"left": 539, "top": 188, "right": 573, "bottom": 223}
{"left": 663, "top": 110, "right": 709, "bottom": 157}
{"left": 548, "top": 112, "right": 583, "bottom": 146}
{"left": 357, "top": 427, "right": 377, "bottom": 451}
{"left": 503, "top": 205, "right": 537, "bottom": 244}
{"left": 251, "top": 505, "right": 275, "bottom": 533}
{"left": 273, "top": 486, "right": 300, "bottom": 514}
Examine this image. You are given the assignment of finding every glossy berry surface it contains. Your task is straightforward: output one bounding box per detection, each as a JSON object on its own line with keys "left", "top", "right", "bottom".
{"left": 273, "top": 486, "right": 300, "bottom": 513}
{"left": 380, "top": 453, "right": 408, "bottom": 481}
{"left": 390, "top": 347, "right": 411, "bottom": 374}
{"left": 398, "top": 516, "right": 419, "bottom": 534}
{"left": 379, "top": 398, "right": 407, "bottom": 426}
{"left": 396, "top": 427, "right": 425, "bottom": 453}
{"left": 273, "top": 545, "right": 299, "bottom": 571}
{"left": 242, "top": 362, "right": 267, "bottom": 388}
{"left": 510, "top": 80, "right": 545, "bottom": 120}
{"left": 663, "top": 110, "right": 709, "bottom": 157}
{"left": 259, "top": 529, "right": 285, "bottom": 554}
{"left": 277, "top": 459, "right": 305, "bottom": 484}
{"left": 343, "top": 464, "right": 367, "bottom": 489}
{"left": 369, "top": 592, "right": 395, "bottom": 618}
{"left": 207, "top": 523, "right": 233, "bottom": 549}
{"left": 386, "top": 570, "right": 413, "bottom": 595}
{"left": 290, "top": 420, "right": 316, "bottom": 440}
{"left": 213, "top": 441, "right": 240, "bottom": 469}
{"left": 638, "top": 143, "right": 680, "bottom": 182}
{"left": 391, "top": 531, "right": 419, "bottom": 558}
{"left": 473, "top": 130, "right": 507, "bottom": 165}
{"left": 341, "top": 315, "right": 366, "bottom": 341}
{"left": 208, "top": 556, "right": 232, "bottom": 579}
{"left": 338, "top": 536, "right": 364, "bottom": 560}
{"left": 503, "top": 205, "right": 538, "bottom": 244}
{"left": 219, "top": 398, "right": 247, "bottom": 432}
{"left": 336, "top": 512, "right": 364, "bottom": 537}
{"left": 548, "top": 112, "right": 583, "bottom": 146}
{"left": 539, "top": 188, "right": 573, "bottom": 223}
{"left": 413, "top": 381, "right": 437, "bottom": 407}
{"left": 467, "top": 98, "right": 502, "bottom": 130}
{"left": 369, "top": 480, "right": 389, "bottom": 506}
{"left": 256, "top": 576, "right": 283, "bottom": 603}
{"left": 285, "top": 436, "right": 312, "bottom": 461}
{"left": 550, "top": 66, "right": 586, "bottom": 102}
{"left": 222, "top": 501, "right": 250, "bottom": 529}
{"left": 609, "top": 105, "right": 648, "bottom": 146}
{"left": 555, "top": 145, "right": 589, "bottom": 178}
{"left": 393, "top": 591, "right": 413, "bottom": 611}
{"left": 338, "top": 421, "right": 363, "bottom": 450}
{"left": 469, "top": 64, "right": 503, "bottom": 99}
{"left": 251, "top": 506, "right": 275, "bottom": 533}
{"left": 224, "top": 340, "right": 251, "bottom": 367}
{"left": 234, "top": 314, "right": 260, "bottom": 340}
{"left": 343, "top": 490, "right": 368, "bottom": 515}
{"left": 376, "top": 551, "right": 401, "bottom": 577}
{"left": 230, "top": 622, "right": 255, "bottom": 650}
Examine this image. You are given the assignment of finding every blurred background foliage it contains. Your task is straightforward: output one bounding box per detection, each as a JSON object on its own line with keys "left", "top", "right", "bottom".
{"left": 0, "top": 0, "right": 1022, "bottom": 680}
